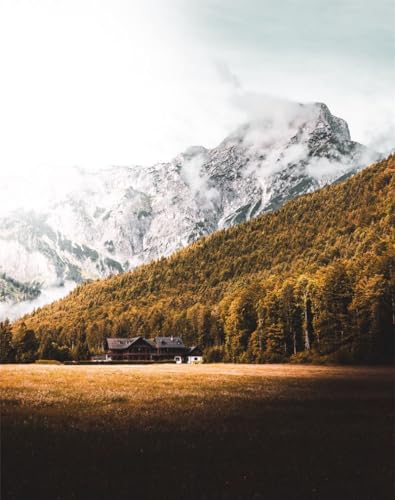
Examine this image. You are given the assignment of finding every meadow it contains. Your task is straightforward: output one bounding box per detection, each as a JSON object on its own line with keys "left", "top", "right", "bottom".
{"left": 1, "top": 364, "right": 394, "bottom": 499}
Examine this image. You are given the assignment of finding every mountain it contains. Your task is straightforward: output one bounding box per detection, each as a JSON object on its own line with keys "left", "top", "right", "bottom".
{"left": 0, "top": 102, "right": 379, "bottom": 310}
{"left": 13, "top": 155, "right": 394, "bottom": 363}
{"left": 0, "top": 274, "right": 41, "bottom": 302}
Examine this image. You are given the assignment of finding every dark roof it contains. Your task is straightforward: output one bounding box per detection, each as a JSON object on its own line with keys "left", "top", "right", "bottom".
{"left": 107, "top": 337, "right": 150, "bottom": 351}
{"left": 107, "top": 336, "right": 188, "bottom": 351}
{"left": 188, "top": 346, "right": 203, "bottom": 356}
{"left": 154, "top": 336, "right": 185, "bottom": 348}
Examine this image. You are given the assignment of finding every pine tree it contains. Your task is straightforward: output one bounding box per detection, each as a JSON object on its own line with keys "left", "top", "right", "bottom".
{"left": 0, "top": 319, "right": 15, "bottom": 363}
{"left": 14, "top": 323, "right": 38, "bottom": 363}
{"left": 280, "top": 281, "right": 302, "bottom": 355}
{"left": 72, "top": 340, "right": 90, "bottom": 361}
{"left": 224, "top": 289, "right": 258, "bottom": 362}
{"left": 313, "top": 262, "right": 352, "bottom": 354}
{"left": 350, "top": 273, "right": 393, "bottom": 362}
{"left": 295, "top": 276, "right": 315, "bottom": 352}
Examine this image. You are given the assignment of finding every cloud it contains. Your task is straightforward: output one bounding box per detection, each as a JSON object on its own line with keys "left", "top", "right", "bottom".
{"left": 305, "top": 157, "right": 350, "bottom": 182}
{"left": 366, "top": 124, "right": 395, "bottom": 156}
{"left": 179, "top": 149, "right": 220, "bottom": 209}
{"left": 220, "top": 83, "right": 382, "bottom": 190}
{"left": 224, "top": 90, "right": 312, "bottom": 178}
{"left": 0, "top": 0, "right": 392, "bottom": 189}
{"left": 215, "top": 61, "right": 241, "bottom": 90}
{"left": 0, "top": 281, "right": 76, "bottom": 322}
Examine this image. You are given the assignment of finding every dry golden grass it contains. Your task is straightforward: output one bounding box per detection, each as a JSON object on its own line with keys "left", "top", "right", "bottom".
{"left": 1, "top": 364, "right": 394, "bottom": 500}
{"left": 0, "top": 363, "right": 385, "bottom": 408}
{"left": 1, "top": 363, "right": 391, "bottom": 423}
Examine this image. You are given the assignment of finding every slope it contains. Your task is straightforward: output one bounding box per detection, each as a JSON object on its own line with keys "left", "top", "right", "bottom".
{"left": 13, "top": 156, "right": 394, "bottom": 363}
{"left": 0, "top": 101, "right": 378, "bottom": 310}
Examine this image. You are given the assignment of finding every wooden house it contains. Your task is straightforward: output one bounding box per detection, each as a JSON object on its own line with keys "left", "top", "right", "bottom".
{"left": 106, "top": 337, "right": 155, "bottom": 361}
{"left": 105, "top": 336, "right": 190, "bottom": 362}
{"left": 153, "top": 336, "right": 187, "bottom": 360}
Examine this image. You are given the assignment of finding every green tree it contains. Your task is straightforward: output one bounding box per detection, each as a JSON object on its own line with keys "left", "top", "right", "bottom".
{"left": 38, "top": 335, "right": 71, "bottom": 361}
{"left": 14, "top": 323, "right": 38, "bottom": 363}
{"left": 72, "top": 340, "right": 90, "bottom": 361}
{"left": 313, "top": 262, "right": 353, "bottom": 354}
{"left": 295, "top": 276, "right": 315, "bottom": 352}
{"left": 350, "top": 273, "right": 393, "bottom": 362}
{"left": 0, "top": 319, "right": 15, "bottom": 363}
{"left": 224, "top": 288, "right": 258, "bottom": 362}
{"left": 280, "top": 281, "right": 302, "bottom": 355}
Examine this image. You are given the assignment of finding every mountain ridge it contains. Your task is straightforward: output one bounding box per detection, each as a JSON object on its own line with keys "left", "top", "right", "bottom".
{"left": 0, "top": 101, "right": 379, "bottom": 314}
{"left": 13, "top": 155, "right": 394, "bottom": 363}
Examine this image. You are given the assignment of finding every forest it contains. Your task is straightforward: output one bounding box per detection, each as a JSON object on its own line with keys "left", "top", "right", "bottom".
{"left": 1, "top": 155, "right": 394, "bottom": 364}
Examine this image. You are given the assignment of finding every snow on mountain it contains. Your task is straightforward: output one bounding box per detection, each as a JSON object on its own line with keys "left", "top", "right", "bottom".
{"left": 0, "top": 102, "right": 379, "bottom": 317}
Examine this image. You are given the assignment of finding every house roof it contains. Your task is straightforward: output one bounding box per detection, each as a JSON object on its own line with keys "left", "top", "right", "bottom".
{"left": 107, "top": 336, "right": 188, "bottom": 350}
{"left": 154, "top": 336, "right": 185, "bottom": 348}
{"left": 188, "top": 346, "right": 203, "bottom": 356}
{"left": 107, "top": 337, "right": 150, "bottom": 351}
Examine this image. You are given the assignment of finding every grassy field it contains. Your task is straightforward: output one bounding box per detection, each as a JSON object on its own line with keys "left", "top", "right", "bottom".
{"left": 1, "top": 364, "right": 394, "bottom": 500}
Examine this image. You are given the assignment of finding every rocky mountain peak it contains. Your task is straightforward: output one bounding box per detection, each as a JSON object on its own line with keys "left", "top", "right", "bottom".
{"left": 0, "top": 101, "right": 380, "bottom": 317}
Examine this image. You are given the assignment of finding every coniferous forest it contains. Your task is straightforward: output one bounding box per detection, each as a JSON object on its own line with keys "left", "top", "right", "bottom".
{"left": 1, "top": 156, "right": 394, "bottom": 364}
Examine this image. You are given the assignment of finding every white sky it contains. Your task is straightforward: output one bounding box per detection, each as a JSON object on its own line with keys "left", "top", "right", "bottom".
{"left": 0, "top": 0, "right": 394, "bottom": 180}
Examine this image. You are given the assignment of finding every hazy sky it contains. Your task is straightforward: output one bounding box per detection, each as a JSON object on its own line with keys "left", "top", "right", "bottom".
{"left": 0, "top": 0, "right": 394, "bottom": 176}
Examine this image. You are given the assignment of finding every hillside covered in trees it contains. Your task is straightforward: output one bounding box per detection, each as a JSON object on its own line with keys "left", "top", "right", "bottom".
{"left": 3, "top": 156, "right": 394, "bottom": 364}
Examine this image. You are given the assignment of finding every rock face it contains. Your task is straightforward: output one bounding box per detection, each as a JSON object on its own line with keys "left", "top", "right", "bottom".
{"left": 0, "top": 274, "right": 41, "bottom": 303}
{"left": 0, "top": 102, "right": 378, "bottom": 307}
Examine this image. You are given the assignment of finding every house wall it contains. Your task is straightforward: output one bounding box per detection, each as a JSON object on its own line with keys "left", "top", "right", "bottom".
{"left": 187, "top": 356, "right": 203, "bottom": 364}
